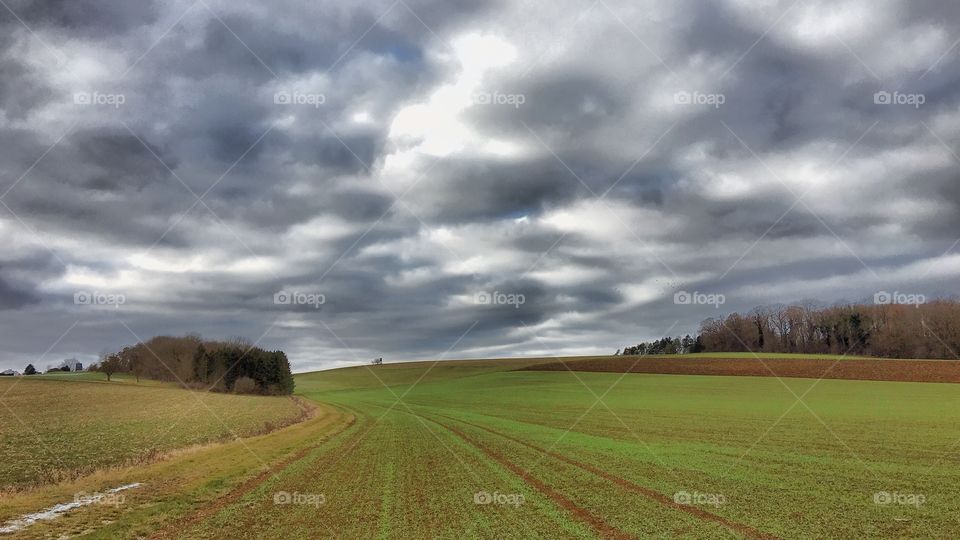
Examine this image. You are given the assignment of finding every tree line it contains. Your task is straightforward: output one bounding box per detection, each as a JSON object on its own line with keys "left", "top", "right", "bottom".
{"left": 92, "top": 335, "right": 294, "bottom": 395}
{"left": 618, "top": 335, "right": 703, "bottom": 356}
{"left": 619, "top": 299, "right": 960, "bottom": 359}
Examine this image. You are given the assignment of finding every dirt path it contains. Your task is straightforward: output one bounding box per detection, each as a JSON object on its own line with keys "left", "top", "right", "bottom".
{"left": 428, "top": 412, "right": 780, "bottom": 540}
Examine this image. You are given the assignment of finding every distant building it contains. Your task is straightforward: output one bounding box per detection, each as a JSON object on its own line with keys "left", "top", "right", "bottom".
{"left": 0, "top": 369, "right": 18, "bottom": 376}
{"left": 59, "top": 358, "right": 84, "bottom": 372}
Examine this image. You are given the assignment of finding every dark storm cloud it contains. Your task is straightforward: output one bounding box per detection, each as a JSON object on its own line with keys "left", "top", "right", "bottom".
{"left": 903, "top": 169, "right": 960, "bottom": 240}
{"left": 0, "top": 253, "right": 63, "bottom": 310}
{"left": 0, "top": 0, "right": 958, "bottom": 371}
{"left": 68, "top": 128, "right": 175, "bottom": 191}
{"left": 0, "top": 276, "right": 38, "bottom": 310}
{"left": 901, "top": 1, "right": 960, "bottom": 24}
{"left": 405, "top": 156, "right": 584, "bottom": 222}
{"left": 273, "top": 130, "right": 383, "bottom": 173}
{"left": 198, "top": 187, "right": 395, "bottom": 234}
{"left": 313, "top": 277, "right": 560, "bottom": 359}
{"left": 471, "top": 70, "right": 627, "bottom": 135}
{"left": 0, "top": 55, "right": 53, "bottom": 120}
{"left": 128, "top": 1, "right": 455, "bottom": 85}
{"left": 1, "top": 126, "right": 195, "bottom": 247}
{"left": 325, "top": 188, "right": 395, "bottom": 221}
{"left": 4, "top": 0, "right": 159, "bottom": 35}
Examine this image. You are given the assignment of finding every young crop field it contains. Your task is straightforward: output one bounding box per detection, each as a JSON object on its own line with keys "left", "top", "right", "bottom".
{"left": 28, "top": 371, "right": 173, "bottom": 386}
{"left": 4, "top": 355, "right": 960, "bottom": 538}
{"left": 0, "top": 377, "right": 307, "bottom": 491}
{"left": 158, "top": 357, "right": 960, "bottom": 538}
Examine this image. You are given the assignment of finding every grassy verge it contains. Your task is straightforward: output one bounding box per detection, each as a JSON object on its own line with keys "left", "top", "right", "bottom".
{"left": 0, "top": 401, "right": 351, "bottom": 539}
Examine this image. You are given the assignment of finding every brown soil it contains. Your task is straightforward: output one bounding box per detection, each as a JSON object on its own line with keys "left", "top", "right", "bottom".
{"left": 522, "top": 356, "right": 960, "bottom": 383}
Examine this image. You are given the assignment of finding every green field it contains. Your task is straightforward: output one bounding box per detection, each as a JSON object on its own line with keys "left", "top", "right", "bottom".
{"left": 27, "top": 371, "right": 173, "bottom": 385}
{"left": 3, "top": 356, "right": 960, "bottom": 538}
{"left": 183, "top": 358, "right": 960, "bottom": 538}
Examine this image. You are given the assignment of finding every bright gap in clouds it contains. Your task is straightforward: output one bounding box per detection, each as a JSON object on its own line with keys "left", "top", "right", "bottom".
{"left": 388, "top": 34, "right": 521, "bottom": 158}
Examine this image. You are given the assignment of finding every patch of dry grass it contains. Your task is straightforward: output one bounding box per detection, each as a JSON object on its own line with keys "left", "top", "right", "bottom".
{"left": 0, "top": 378, "right": 305, "bottom": 491}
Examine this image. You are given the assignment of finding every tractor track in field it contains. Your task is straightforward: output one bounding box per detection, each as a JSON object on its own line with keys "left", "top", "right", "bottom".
{"left": 148, "top": 411, "right": 359, "bottom": 540}
{"left": 437, "top": 418, "right": 636, "bottom": 539}
{"left": 428, "top": 412, "right": 780, "bottom": 540}
{"left": 364, "top": 401, "right": 632, "bottom": 538}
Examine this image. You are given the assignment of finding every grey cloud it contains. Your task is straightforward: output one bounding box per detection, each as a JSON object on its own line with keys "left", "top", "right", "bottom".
{"left": 0, "top": 278, "right": 39, "bottom": 310}
{"left": 405, "top": 157, "right": 587, "bottom": 222}
{"left": 5, "top": 0, "right": 159, "bottom": 35}
{"left": 471, "top": 70, "right": 626, "bottom": 135}
{"left": 69, "top": 129, "right": 175, "bottom": 191}
{"left": 1, "top": 0, "right": 959, "bottom": 371}
{"left": 0, "top": 55, "right": 54, "bottom": 120}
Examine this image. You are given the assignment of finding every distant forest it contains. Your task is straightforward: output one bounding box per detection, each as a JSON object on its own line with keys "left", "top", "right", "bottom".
{"left": 93, "top": 335, "right": 294, "bottom": 395}
{"left": 619, "top": 299, "right": 960, "bottom": 360}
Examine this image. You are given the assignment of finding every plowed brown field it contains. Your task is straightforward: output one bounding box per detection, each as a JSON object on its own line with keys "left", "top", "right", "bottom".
{"left": 523, "top": 355, "right": 960, "bottom": 383}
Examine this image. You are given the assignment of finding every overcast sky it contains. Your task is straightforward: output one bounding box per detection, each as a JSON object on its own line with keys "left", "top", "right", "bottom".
{"left": 1, "top": 0, "right": 958, "bottom": 372}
